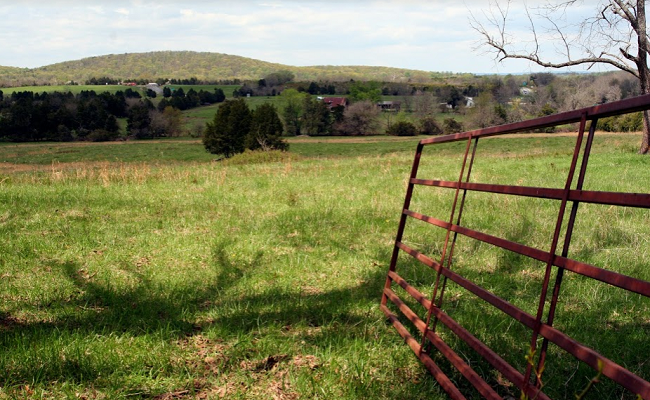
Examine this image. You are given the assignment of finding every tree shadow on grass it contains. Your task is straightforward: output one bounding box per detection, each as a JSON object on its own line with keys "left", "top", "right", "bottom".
{"left": 2, "top": 239, "right": 440, "bottom": 399}
{"left": 195, "top": 243, "right": 452, "bottom": 399}
{"left": 1, "top": 210, "right": 455, "bottom": 400}
{"left": 1, "top": 257, "right": 221, "bottom": 386}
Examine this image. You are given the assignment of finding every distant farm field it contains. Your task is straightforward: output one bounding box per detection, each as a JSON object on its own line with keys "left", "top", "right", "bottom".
{"left": 0, "top": 134, "right": 648, "bottom": 399}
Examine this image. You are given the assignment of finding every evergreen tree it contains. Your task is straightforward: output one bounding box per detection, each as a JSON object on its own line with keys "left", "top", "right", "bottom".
{"left": 301, "top": 96, "right": 332, "bottom": 135}
{"left": 202, "top": 99, "right": 252, "bottom": 157}
{"left": 127, "top": 101, "right": 152, "bottom": 139}
{"left": 307, "top": 82, "right": 320, "bottom": 95}
{"left": 157, "top": 98, "right": 170, "bottom": 112}
{"left": 214, "top": 88, "right": 226, "bottom": 103}
{"left": 280, "top": 89, "right": 306, "bottom": 135}
{"left": 172, "top": 87, "right": 185, "bottom": 98}
{"left": 124, "top": 88, "right": 141, "bottom": 99}
{"left": 246, "top": 103, "right": 288, "bottom": 151}
{"left": 104, "top": 115, "right": 120, "bottom": 134}
{"left": 186, "top": 89, "right": 200, "bottom": 108}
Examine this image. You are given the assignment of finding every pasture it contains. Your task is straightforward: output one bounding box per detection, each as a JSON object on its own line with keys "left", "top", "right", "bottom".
{"left": 0, "top": 134, "right": 648, "bottom": 399}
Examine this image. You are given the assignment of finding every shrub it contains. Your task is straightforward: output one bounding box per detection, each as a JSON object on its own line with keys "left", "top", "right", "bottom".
{"left": 443, "top": 118, "right": 464, "bottom": 134}
{"left": 334, "top": 101, "right": 381, "bottom": 136}
{"left": 87, "top": 129, "right": 119, "bottom": 142}
{"left": 386, "top": 121, "right": 418, "bottom": 136}
{"left": 600, "top": 112, "right": 643, "bottom": 132}
{"left": 419, "top": 117, "right": 443, "bottom": 136}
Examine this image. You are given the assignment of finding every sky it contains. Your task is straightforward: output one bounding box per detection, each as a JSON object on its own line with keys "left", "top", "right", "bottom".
{"left": 0, "top": 0, "right": 617, "bottom": 74}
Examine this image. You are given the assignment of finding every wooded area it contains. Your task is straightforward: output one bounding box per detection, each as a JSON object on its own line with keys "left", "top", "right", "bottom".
{"left": 0, "top": 69, "right": 645, "bottom": 145}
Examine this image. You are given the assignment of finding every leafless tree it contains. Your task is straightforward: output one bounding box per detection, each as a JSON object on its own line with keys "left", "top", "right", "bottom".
{"left": 413, "top": 90, "right": 438, "bottom": 117}
{"left": 335, "top": 101, "right": 381, "bottom": 136}
{"left": 471, "top": 0, "right": 650, "bottom": 153}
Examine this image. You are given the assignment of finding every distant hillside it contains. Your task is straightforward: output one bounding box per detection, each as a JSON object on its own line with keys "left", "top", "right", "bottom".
{"left": 0, "top": 66, "right": 32, "bottom": 87}
{"left": 0, "top": 51, "right": 466, "bottom": 87}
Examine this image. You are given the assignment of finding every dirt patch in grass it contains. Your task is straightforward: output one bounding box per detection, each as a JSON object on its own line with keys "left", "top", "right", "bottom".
{"left": 171, "top": 334, "right": 323, "bottom": 399}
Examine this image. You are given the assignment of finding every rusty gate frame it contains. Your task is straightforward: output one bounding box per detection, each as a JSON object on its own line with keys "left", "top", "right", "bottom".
{"left": 381, "top": 94, "right": 650, "bottom": 399}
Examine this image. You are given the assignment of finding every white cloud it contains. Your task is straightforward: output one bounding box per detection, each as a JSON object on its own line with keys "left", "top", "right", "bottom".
{"left": 88, "top": 5, "right": 105, "bottom": 14}
{"left": 0, "top": 0, "right": 612, "bottom": 73}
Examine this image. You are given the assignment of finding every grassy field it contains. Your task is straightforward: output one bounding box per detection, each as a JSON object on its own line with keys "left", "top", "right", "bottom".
{"left": 0, "top": 134, "right": 648, "bottom": 399}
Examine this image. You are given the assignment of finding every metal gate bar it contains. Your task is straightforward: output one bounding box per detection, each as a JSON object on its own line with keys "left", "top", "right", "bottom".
{"left": 381, "top": 94, "right": 650, "bottom": 399}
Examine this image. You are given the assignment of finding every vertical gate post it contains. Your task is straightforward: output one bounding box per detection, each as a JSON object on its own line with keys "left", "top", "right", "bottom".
{"left": 382, "top": 143, "right": 424, "bottom": 308}
{"left": 523, "top": 113, "right": 589, "bottom": 393}
{"left": 536, "top": 118, "right": 599, "bottom": 376}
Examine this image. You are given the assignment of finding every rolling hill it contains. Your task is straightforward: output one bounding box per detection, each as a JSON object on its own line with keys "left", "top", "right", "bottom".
{"left": 0, "top": 51, "right": 467, "bottom": 87}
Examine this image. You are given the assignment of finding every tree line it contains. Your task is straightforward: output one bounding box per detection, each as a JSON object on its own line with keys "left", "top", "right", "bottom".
{"left": 1, "top": 69, "right": 644, "bottom": 146}
{"left": 0, "top": 87, "right": 226, "bottom": 142}
{"left": 156, "top": 87, "right": 225, "bottom": 111}
{"left": 85, "top": 76, "right": 242, "bottom": 86}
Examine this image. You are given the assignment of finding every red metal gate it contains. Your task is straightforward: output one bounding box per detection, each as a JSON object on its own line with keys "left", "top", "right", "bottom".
{"left": 381, "top": 95, "right": 650, "bottom": 399}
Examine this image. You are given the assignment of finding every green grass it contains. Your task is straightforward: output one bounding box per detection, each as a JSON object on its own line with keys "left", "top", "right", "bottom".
{"left": 0, "top": 136, "right": 424, "bottom": 165}
{"left": 0, "top": 133, "right": 648, "bottom": 399}
{"left": 0, "top": 140, "right": 214, "bottom": 165}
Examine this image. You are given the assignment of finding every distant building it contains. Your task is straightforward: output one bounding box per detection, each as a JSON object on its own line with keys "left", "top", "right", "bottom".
{"left": 439, "top": 103, "right": 454, "bottom": 112}
{"left": 321, "top": 97, "right": 348, "bottom": 109}
{"left": 146, "top": 83, "right": 163, "bottom": 95}
{"left": 377, "top": 101, "right": 401, "bottom": 111}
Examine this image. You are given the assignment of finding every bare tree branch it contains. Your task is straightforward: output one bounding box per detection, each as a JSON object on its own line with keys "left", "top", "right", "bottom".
{"left": 470, "top": 0, "right": 650, "bottom": 153}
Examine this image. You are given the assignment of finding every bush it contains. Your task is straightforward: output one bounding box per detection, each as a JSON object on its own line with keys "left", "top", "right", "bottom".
{"left": 334, "top": 101, "right": 380, "bottom": 136}
{"left": 443, "top": 118, "right": 464, "bottom": 134}
{"left": 386, "top": 121, "right": 418, "bottom": 136}
{"left": 600, "top": 112, "right": 643, "bottom": 132}
{"left": 87, "top": 129, "right": 119, "bottom": 142}
{"left": 419, "top": 117, "right": 443, "bottom": 136}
